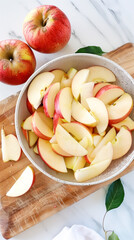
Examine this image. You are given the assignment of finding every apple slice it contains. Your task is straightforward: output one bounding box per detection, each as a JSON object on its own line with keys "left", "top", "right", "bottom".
{"left": 67, "top": 67, "right": 77, "bottom": 79}
{"left": 51, "top": 143, "right": 72, "bottom": 157}
{"left": 43, "top": 82, "right": 60, "bottom": 118}
{"left": 33, "top": 144, "right": 39, "bottom": 154}
{"left": 96, "top": 85, "right": 124, "bottom": 105}
{"left": 107, "top": 93, "right": 133, "bottom": 124}
{"left": 28, "top": 131, "right": 38, "bottom": 147}
{"left": 38, "top": 138, "right": 67, "bottom": 173}
{"left": 21, "top": 115, "right": 33, "bottom": 130}
{"left": 111, "top": 117, "right": 134, "bottom": 131}
{"left": 55, "top": 124, "right": 88, "bottom": 156}
{"left": 93, "top": 134, "right": 103, "bottom": 147}
{"left": 112, "top": 126, "right": 132, "bottom": 160}
{"left": 74, "top": 154, "right": 112, "bottom": 182}
{"left": 27, "top": 72, "right": 54, "bottom": 109}
{"left": 65, "top": 156, "right": 86, "bottom": 171}
{"left": 88, "top": 66, "right": 116, "bottom": 83}
{"left": 90, "top": 127, "right": 116, "bottom": 159}
{"left": 91, "top": 142, "right": 113, "bottom": 165}
{"left": 71, "top": 99, "right": 97, "bottom": 127}
{"left": 93, "top": 83, "right": 110, "bottom": 96}
{"left": 1, "top": 129, "right": 21, "bottom": 162}
{"left": 72, "top": 69, "right": 90, "bottom": 100}
{"left": 51, "top": 69, "right": 66, "bottom": 83}
{"left": 86, "top": 97, "right": 108, "bottom": 134}
{"left": 80, "top": 82, "right": 94, "bottom": 109}
{"left": 26, "top": 98, "right": 35, "bottom": 114}
{"left": 54, "top": 87, "right": 73, "bottom": 122}
{"left": 22, "top": 128, "right": 29, "bottom": 141}
{"left": 6, "top": 166, "right": 35, "bottom": 197}
{"left": 49, "top": 135, "right": 57, "bottom": 144}
{"left": 62, "top": 122, "right": 93, "bottom": 146}
{"left": 32, "top": 111, "right": 53, "bottom": 140}
{"left": 84, "top": 145, "right": 95, "bottom": 164}
{"left": 53, "top": 113, "right": 63, "bottom": 133}
{"left": 61, "top": 75, "right": 72, "bottom": 88}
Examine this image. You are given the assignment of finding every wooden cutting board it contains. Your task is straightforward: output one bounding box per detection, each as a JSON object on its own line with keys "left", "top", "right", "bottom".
{"left": 0, "top": 43, "right": 134, "bottom": 239}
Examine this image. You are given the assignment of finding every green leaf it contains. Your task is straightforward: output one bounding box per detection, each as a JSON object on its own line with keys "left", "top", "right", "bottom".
{"left": 106, "top": 179, "right": 124, "bottom": 211}
{"left": 108, "top": 232, "right": 120, "bottom": 240}
{"left": 75, "top": 46, "right": 105, "bottom": 55}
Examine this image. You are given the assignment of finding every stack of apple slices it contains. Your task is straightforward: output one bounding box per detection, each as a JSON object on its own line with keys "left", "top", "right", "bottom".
{"left": 21, "top": 66, "right": 134, "bottom": 182}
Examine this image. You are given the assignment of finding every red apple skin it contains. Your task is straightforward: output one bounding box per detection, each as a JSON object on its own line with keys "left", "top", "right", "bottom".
{"left": 54, "top": 90, "right": 64, "bottom": 119}
{"left": 95, "top": 84, "right": 124, "bottom": 98}
{"left": 43, "top": 89, "right": 50, "bottom": 118}
{"left": 22, "top": 127, "right": 29, "bottom": 141}
{"left": 53, "top": 113, "right": 62, "bottom": 133}
{"left": 109, "top": 105, "right": 133, "bottom": 125}
{"left": 26, "top": 98, "right": 35, "bottom": 114}
{"left": 32, "top": 113, "right": 51, "bottom": 140}
{"left": 23, "top": 5, "right": 71, "bottom": 53}
{"left": 84, "top": 155, "right": 91, "bottom": 164}
{"left": 0, "top": 39, "right": 36, "bottom": 85}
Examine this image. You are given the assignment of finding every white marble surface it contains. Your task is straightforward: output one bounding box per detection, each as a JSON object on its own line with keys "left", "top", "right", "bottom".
{"left": 0, "top": 0, "right": 134, "bottom": 239}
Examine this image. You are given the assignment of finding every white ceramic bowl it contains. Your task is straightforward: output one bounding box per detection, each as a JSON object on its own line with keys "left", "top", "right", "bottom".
{"left": 15, "top": 53, "right": 134, "bottom": 186}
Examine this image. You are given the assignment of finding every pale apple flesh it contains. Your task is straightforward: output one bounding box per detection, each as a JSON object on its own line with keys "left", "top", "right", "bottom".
{"left": 93, "top": 83, "right": 110, "bottom": 96}
{"left": 91, "top": 142, "right": 113, "bottom": 165}
{"left": 65, "top": 156, "right": 86, "bottom": 171}
{"left": 107, "top": 93, "right": 133, "bottom": 124}
{"left": 43, "top": 82, "right": 60, "bottom": 118}
{"left": 96, "top": 85, "right": 124, "bottom": 105}
{"left": 86, "top": 97, "right": 108, "bottom": 134}
{"left": 52, "top": 143, "right": 72, "bottom": 157}
{"left": 55, "top": 124, "right": 88, "bottom": 156}
{"left": 111, "top": 117, "right": 134, "bottom": 131}
{"left": 80, "top": 82, "right": 94, "bottom": 109}
{"left": 87, "top": 66, "right": 116, "bottom": 83}
{"left": 53, "top": 113, "right": 63, "bottom": 133}
{"left": 21, "top": 115, "right": 33, "bottom": 130}
{"left": 51, "top": 69, "right": 66, "bottom": 83}
{"left": 38, "top": 138, "right": 67, "bottom": 173}
{"left": 28, "top": 131, "right": 38, "bottom": 147}
{"left": 112, "top": 126, "right": 132, "bottom": 160}
{"left": 1, "top": 129, "right": 22, "bottom": 162}
{"left": 6, "top": 166, "right": 35, "bottom": 197}
{"left": 33, "top": 144, "right": 39, "bottom": 154}
{"left": 71, "top": 99, "right": 97, "bottom": 127}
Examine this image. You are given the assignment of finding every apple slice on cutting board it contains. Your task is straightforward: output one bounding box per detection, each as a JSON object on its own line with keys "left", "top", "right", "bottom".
{"left": 112, "top": 126, "right": 132, "bottom": 160}
{"left": 43, "top": 82, "right": 60, "bottom": 118}
{"left": 55, "top": 124, "right": 88, "bottom": 156}
{"left": 95, "top": 84, "right": 124, "bottom": 105}
{"left": 111, "top": 117, "right": 134, "bottom": 131}
{"left": 38, "top": 138, "right": 67, "bottom": 173}
{"left": 1, "top": 129, "right": 21, "bottom": 162}
{"left": 86, "top": 97, "right": 109, "bottom": 134}
{"left": 54, "top": 87, "right": 73, "bottom": 122}
{"left": 6, "top": 166, "right": 35, "bottom": 197}
{"left": 107, "top": 93, "right": 133, "bottom": 124}
{"left": 27, "top": 72, "right": 55, "bottom": 109}
{"left": 32, "top": 111, "right": 53, "bottom": 140}
{"left": 71, "top": 99, "right": 97, "bottom": 127}
{"left": 87, "top": 66, "right": 116, "bottom": 83}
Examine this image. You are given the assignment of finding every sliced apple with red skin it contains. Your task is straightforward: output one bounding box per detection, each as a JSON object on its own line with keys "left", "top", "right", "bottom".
{"left": 38, "top": 138, "right": 67, "bottom": 173}
{"left": 87, "top": 66, "right": 116, "bottom": 83}
{"left": 32, "top": 111, "right": 53, "bottom": 140}
{"left": 26, "top": 98, "right": 35, "bottom": 114}
{"left": 54, "top": 87, "right": 73, "bottom": 122}
{"left": 84, "top": 146, "right": 94, "bottom": 164}
{"left": 53, "top": 113, "right": 63, "bottom": 133}
{"left": 28, "top": 131, "right": 38, "bottom": 147}
{"left": 33, "top": 144, "right": 39, "bottom": 154}
{"left": 72, "top": 69, "right": 90, "bottom": 100}
{"left": 86, "top": 97, "right": 108, "bottom": 134}
{"left": 6, "top": 166, "right": 35, "bottom": 197}
{"left": 1, "top": 129, "right": 21, "bottom": 162}
{"left": 49, "top": 135, "right": 57, "bottom": 144}
{"left": 21, "top": 115, "right": 33, "bottom": 130}
{"left": 71, "top": 99, "right": 97, "bottom": 127}
{"left": 27, "top": 72, "right": 55, "bottom": 109}
{"left": 95, "top": 84, "right": 124, "bottom": 105}
{"left": 111, "top": 117, "right": 134, "bottom": 131}
{"left": 55, "top": 124, "right": 88, "bottom": 156}
{"left": 51, "top": 69, "right": 66, "bottom": 83}
{"left": 62, "top": 122, "right": 93, "bottom": 146}
{"left": 107, "top": 93, "right": 133, "bottom": 124}
{"left": 93, "top": 83, "right": 110, "bottom": 96}
{"left": 22, "top": 128, "right": 29, "bottom": 141}
{"left": 80, "top": 82, "right": 94, "bottom": 109}
{"left": 90, "top": 127, "right": 116, "bottom": 159}
{"left": 43, "top": 82, "right": 60, "bottom": 118}
{"left": 75, "top": 143, "right": 113, "bottom": 182}
{"left": 112, "top": 126, "right": 132, "bottom": 160}
{"left": 51, "top": 143, "right": 72, "bottom": 157}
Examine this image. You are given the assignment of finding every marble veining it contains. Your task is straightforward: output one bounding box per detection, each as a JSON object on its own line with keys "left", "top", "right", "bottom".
{"left": 0, "top": 0, "right": 134, "bottom": 239}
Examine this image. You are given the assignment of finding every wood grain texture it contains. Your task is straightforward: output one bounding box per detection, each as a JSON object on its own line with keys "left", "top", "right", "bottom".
{"left": 0, "top": 43, "right": 134, "bottom": 239}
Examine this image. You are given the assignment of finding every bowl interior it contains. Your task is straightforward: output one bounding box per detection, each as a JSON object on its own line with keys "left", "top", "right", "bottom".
{"left": 15, "top": 54, "right": 134, "bottom": 185}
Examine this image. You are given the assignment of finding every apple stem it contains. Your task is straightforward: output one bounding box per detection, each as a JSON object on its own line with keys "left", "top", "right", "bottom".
{"left": 42, "top": 17, "right": 48, "bottom": 27}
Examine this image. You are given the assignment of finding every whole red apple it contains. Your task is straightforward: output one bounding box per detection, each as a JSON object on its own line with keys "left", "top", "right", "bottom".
{"left": 23, "top": 5, "right": 71, "bottom": 53}
{"left": 0, "top": 39, "right": 36, "bottom": 85}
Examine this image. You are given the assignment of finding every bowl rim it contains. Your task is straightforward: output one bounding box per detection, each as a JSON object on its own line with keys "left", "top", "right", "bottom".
{"left": 15, "top": 53, "right": 134, "bottom": 186}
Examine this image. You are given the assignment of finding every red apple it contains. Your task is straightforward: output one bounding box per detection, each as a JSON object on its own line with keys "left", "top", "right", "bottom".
{"left": 23, "top": 5, "right": 71, "bottom": 53}
{"left": 0, "top": 39, "right": 36, "bottom": 85}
